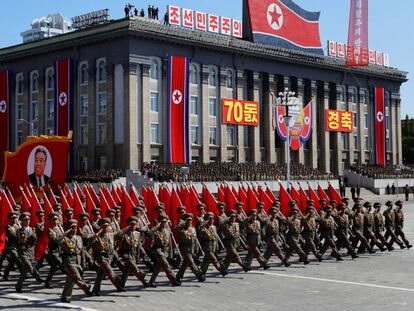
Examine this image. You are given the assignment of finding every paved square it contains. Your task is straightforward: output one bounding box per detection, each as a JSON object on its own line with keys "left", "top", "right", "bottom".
{"left": 1, "top": 197, "right": 414, "bottom": 311}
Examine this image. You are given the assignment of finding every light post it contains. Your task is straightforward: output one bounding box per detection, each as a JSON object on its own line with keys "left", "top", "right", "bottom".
{"left": 276, "top": 88, "right": 299, "bottom": 191}
{"left": 19, "top": 118, "right": 34, "bottom": 136}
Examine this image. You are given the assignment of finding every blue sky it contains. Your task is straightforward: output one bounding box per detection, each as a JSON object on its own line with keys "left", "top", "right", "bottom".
{"left": 0, "top": 0, "right": 412, "bottom": 117}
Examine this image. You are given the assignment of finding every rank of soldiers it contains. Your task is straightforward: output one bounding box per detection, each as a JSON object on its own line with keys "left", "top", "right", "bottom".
{"left": 0, "top": 197, "right": 411, "bottom": 303}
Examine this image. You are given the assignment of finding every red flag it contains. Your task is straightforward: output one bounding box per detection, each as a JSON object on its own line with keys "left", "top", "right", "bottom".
{"left": 73, "top": 189, "right": 85, "bottom": 223}
{"left": 346, "top": 0, "right": 368, "bottom": 67}
{"left": 308, "top": 185, "right": 321, "bottom": 211}
{"left": 6, "top": 188, "right": 15, "bottom": 206}
{"left": 35, "top": 192, "right": 53, "bottom": 260}
{"left": 299, "top": 185, "right": 309, "bottom": 213}
{"left": 226, "top": 185, "right": 238, "bottom": 212}
{"left": 317, "top": 184, "right": 330, "bottom": 202}
{"left": 112, "top": 186, "right": 121, "bottom": 205}
{"left": 0, "top": 190, "right": 13, "bottom": 255}
{"left": 190, "top": 185, "right": 201, "bottom": 213}
{"left": 99, "top": 191, "right": 110, "bottom": 217}
{"left": 328, "top": 183, "right": 343, "bottom": 205}
{"left": 86, "top": 183, "right": 99, "bottom": 205}
{"left": 170, "top": 187, "right": 183, "bottom": 226}
{"left": 290, "top": 184, "right": 301, "bottom": 211}
{"left": 265, "top": 185, "right": 277, "bottom": 203}
{"left": 167, "top": 55, "right": 190, "bottom": 163}
{"left": 278, "top": 182, "right": 292, "bottom": 217}
{"left": 247, "top": 186, "right": 259, "bottom": 211}
{"left": 20, "top": 186, "right": 31, "bottom": 213}
{"left": 101, "top": 185, "right": 116, "bottom": 209}
{"left": 217, "top": 185, "right": 225, "bottom": 204}
{"left": 144, "top": 187, "right": 160, "bottom": 225}
{"left": 85, "top": 188, "right": 96, "bottom": 214}
{"left": 59, "top": 186, "right": 70, "bottom": 211}
{"left": 231, "top": 186, "right": 239, "bottom": 200}
{"left": 120, "top": 186, "right": 134, "bottom": 229}
{"left": 29, "top": 186, "right": 41, "bottom": 227}
{"left": 49, "top": 188, "right": 58, "bottom": 206}
{"left": 0, "top": 70, "right": 9, "bottom": 176}
{"left": 180, "top": 186, "right": 192, "bottom": 213}
{"left": 129, "top": 185, "right": 140, "bottom": 206}
{"left": 374, "top": 87, "right": 386, "bottom": 166}
{"left": 258, "top": 187, "right": 272, "bottom": 212}
{"left": 238, "top": 186, "right": 248, "bottom": 213}
{"left": 201, "top": 185, "right": 217, "bottom": 214}
{"left": 159, "top": 185, "right": 172, "bottom": 220}
{"left": 55, "top": 59, "right": 73, "bottom": 136}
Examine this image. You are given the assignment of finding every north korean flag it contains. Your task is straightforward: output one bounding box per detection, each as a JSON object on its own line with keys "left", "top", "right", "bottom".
{"left": 0, "top": 70, "right": 9, "bottom": 176}
{"left": 246, "top": 0, "right": 324, "bottom": 55}
{"left": 374, "top": 87, "right": 386, "bottom": 166}
{"left": 54, "top": 59, "right": 73, "bottom": 137}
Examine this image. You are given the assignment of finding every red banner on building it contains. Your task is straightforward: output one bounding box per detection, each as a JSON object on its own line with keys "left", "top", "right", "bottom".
{"left": 325, "top": 110, "right": 353, "bottom": 133}
{"left": 222, "top": 99, "right": 259, "bottom": 126}
{"left": 346, "top": 0, "right": 369, "bottom": 67}
{"left": 0, "top": 70, "right": 9, "bottom": 176}
{"left": 374, "top": 87, "right": 386, "bottom": 166}
{"left": 54, "top": 59, "right": 73, "bottom": 136}
{"left": 167, "top": 56, "right": 189, "bottom": 164}
{"left": 2, "top": 134, "right": 72, "bottom": 197}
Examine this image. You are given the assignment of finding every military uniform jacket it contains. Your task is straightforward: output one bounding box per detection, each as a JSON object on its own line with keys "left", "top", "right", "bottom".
{"left": 243, "top": 219, "right": 261, "bottom": 246}
{"left": 352, "top": 213, "right": 364, "bottom": 232}
{"left": 117, "top": 229, "right": 141, "bottom": 259}
{"left": 373, "top": 211, "right": 385, "bottom": 232}
{"left": 395, "top": 210, "right": 404, "bottom": 229}
{"left": 48, "top": 225, "right": 64, "bottom": 254}
{"left": 222, "top": 221, "right": 240, "bottom": 245}
{"left": 93, "top": 233, "right": 116, "bottom": 262}
{"left": 216, "top": 213, "right": 228, "bottom": 239}
{"left": 287, "top": 218, "right": 302, "bottom": 239}
{"left": 5, "top": 224, "right": 19, "bottom": 251}
{"left": 35, "top": 222, "right": 44, "bottom": 236}
{"left": 363, "top": 212, "right": 374, "bottom": 231}
{"left": 60, "top": 235, "right": 85, "bottom": 267}
{"left": 302, "top": 216, "right": 317, "bottom": 233}
{"left": 319, "top": 216, "right": 335, "bottom": 238}
{"left": 199, "top": 225, "right": 219, "bottom": 252}
{"left": 151, "top": 228, "right": 173, "bottom": 257}
{"left": 264, "top": 219, "right": 280, "bottom": 242}
{"left": 81, "top": 224, "right": 95, "bottom": 250}
{"left": 175, "top": 225, "right": 197, "bottom": 254}
{"left": 383, "top": 210, "right": 395, "bottom": 228}
{"left": 196, "top": 215, "right": 205, "bottom": 230}
{"left": 335, "top": 214, "right": 349, "bottom": 232}
{"left": 16, "top": 226, "right": 37, "bottom": 258}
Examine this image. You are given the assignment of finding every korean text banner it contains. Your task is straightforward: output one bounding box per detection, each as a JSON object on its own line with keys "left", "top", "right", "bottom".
{"left": 2, "top": 135, "right": 71, "bottom": 197}
{"left": 54, "top": 59, "right": 73, "bottom": 136}
{"left": 0, "top": 70, "right": 9, "bottom": 176}
{"left": 246, "top": 0, "right": 323, "bottom": 55}
{"left": 167, "top": 56, "right": 190, "bottom": 164}
{"left": 346, "top": 0, "right": 369, "bottom": 67}
{"left": 325, "top": 110, "right": 353, "bottom": 133}
{"left": 222, "top": 99, "right": 259, "bottom": 126}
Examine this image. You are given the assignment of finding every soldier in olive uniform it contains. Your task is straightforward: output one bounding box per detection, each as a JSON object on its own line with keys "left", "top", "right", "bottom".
{"left": 1, "top": 211, "right": 21, "bottom": 281}
{"left": 383, "top": 201, "right": 405, "bottom": 249}
{"left": 199, "top": 212, "right": 228, "bottom": 275}
{"left": 149, "top": 215, "right": 181, "bottom": 287}
{"left": 283, "top": 210, "right": 309, "bottom": 266}
{"left": 362, "top": 203, "right": 386, "bottom": 252}
{"left": 394, "top": 201, "right": 413, "bottom": 248}
{"left": 79, "top": 212, "right": 95, "bottom": 270}
{"left": 222, "top": 211, "right": 246, "bottom": 270}
{"left": 45, "top": 212, "right": 64, "bottom": 288}
{"left": 351, "top": 204, "right": 375, "bottom": 254}
{"left": 90, "top": 208, "right": 102, "bottom": 232}
{"left": 132, "top": 205, "right": 153, "bottom": 271}
{"left": 60, "top": 219, "right": 94, "bottom": 303}
{"left": 372, "top": 203, "right": 393, "bottom": 251}
{"left": 34, "top": 210, "right": 46, "bottom": 271}
{"left": 175, "top": 213, "right": 205, "bottom": 282}
{"left": 64, "top": 208, "right": 74, "bottom": 223}
{"left": 334, "top": 204, "right": 358, "bottom": 259}
{"left": 319, "top": 207, "right": 343, "bottom": 261}
{"left": 243, "top": 210, "right": 269, "bottom": 270}
{"left": 257, "top": 202, "right": 269, "bottom": 240}
{"left": 107, "top": 209, "right": 121, "bottom": 232}
{"left": 15, "top": 213, "right": 44, "bottom": 293}
{"left": 301, "top": 207, "right": 322, "bottom": 261}
{"left": 215, "top": 202, "right": 228, "bottom": 243}
{"left": 92, "top": 218, "right": 124, "bottom": 295}
{"left": 118, "top": 216, "right": 150, "bottom": 288}
{"left": 196, "top": 203, "right": 207, "bottom": 229}
{"left": 263, "top": 207, "right": 288, "bottom": 265}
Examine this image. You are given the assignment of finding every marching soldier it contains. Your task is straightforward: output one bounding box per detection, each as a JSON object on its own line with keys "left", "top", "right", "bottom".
{"left": 175, "top": 213, "right": 205, "bottom": 282}
{"left": 301, "top": 207, "right": 322, "bottom": 262}
{"left": 235, "top": 202, "right": 247, "bottom": 240}
{"left": 351, "top": 204, "right": 375, "bottom": 254}
{"left": 199, "top": 212, "right": 228, "bottom": 276}
{"left": 1, "top": 211, "right": 21, "bottom": 281}
{"left": 107, "top": 209, "right": 120, "bottom": 232}
{"left": 60, "top": 219, "right": 94, "bottom": 303}
{"left": 394, "top": 201, "right": 413, "bottom": 249}
{"left": 92, "top": 218, "right": 124, "bottom": 295}
{"left": 372, "top": 203, "right": 393, "bottom": 251}
{"left": 15, "top": 213, "right": 44, "bottom": 293}
{"left": 257, "top": 202, "right": 269, "bottom": 240}
{"left": 263, "top": 207, "right": 288, "bottom": 265}
{"left": 63, "top": 208, "right": 74, "bottom": 223}
{"left": 319, "top": 207, "right": 343, "bottom": 261}
{"left": 243, "top": 210, "right": 269, "bottom": 270}
{"left": 149, "top": 215, "right": 181, "bottom": 287}
{"left": 334, "top": 204, "right": 358, "bottom": 259}
{"left": 79, "top": 212, "right": 95, "bottom": 270}
{"left": 118, "top": 216, "right": 150, "bottom": 288}
{"left": 196, "top": 203, "right": 207, "bottom": 229}
{"left": 133, "top": 206, "right": 153, "bottom": 271}
{"left": 222, "top": 211, "right": 246, "bottom": 270}
{"left": 283, "top": 209, "right": 309, "bottom": 266}
{"left": 363, "top": 203, "right": 386, "bottom": 252}
{"left": 90, "top": 208, "right": 102, "bottom": 232}
{"left": 383, "top": 201, "right": 405, "bottom": 249}
{"left": 45, "top": 212, "right": 64, "bottom": 288}
{"left": 216, "top": 202, "right": 228, "bottom": 241}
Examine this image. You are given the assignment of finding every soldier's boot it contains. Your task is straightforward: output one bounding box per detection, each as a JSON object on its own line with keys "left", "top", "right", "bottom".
{"left": 404, "top": 240, "right": 413, "bottom": 249}
{"left": 281, "top": 258, "right": 291, "bottom": 267}
{"left": 316, "top": 253, "right": 323, "bottom": 262}
{"left": 196, "top": 272, "right": 206, "bottom": 282}
{"left": 33, "top": 270, "right": 44, "bottom": 283}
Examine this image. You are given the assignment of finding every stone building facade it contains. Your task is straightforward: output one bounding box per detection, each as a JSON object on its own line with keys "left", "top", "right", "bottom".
{"left": 0, "top": 17, "right": 407, "bottom": 175}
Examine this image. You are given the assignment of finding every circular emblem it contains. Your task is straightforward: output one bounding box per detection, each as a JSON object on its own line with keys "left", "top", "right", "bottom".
{"left": 59, "top": 92, "right": 68, "bottom": 107}
{"left": 304, "top": 116, "right": 310, "bottom": 125}
{"left": 377, "top": 111, "right": 384, "bottom": 122}
{"left": 0, "top": 100, "right": 6, "bottom": 113}
{"left": 267, "top": 3, "right": 283, "bottom": 31}
{"left": 172, "top": 89, "right": 183, "bottom": 105}
{"left": 278, "top": 115, "right": 284, "bottom": 123}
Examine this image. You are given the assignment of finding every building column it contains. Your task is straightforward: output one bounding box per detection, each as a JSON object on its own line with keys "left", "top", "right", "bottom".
{"left": 396, "top": 99, "right": 403, "bottom": 165}
{"left": 106, "top": 64, "right": 114, "bottom": 169}
{"left": 87, "top": 66, "right": 96, "bottom": 170}
{"left": 125, "top": 64, "right": 139, "bottom": 170}
{"left": 236, "top": 70, "right": 246, "bottom": 163}
{"left": 265, "top": 75, "right": 276, "bottom": 163}
{"left": 322, "top": 82, "right": 331, "bottom": 173}
{"left": 297, "top": 78, "right": 305, "bottom": 164}
{"left": 251, "top": 72, "right": 261, "bottom": 163}
{"left": 201, "top": 66, "right": 210, "bottom": 163}
{"left": 391, "top": 93, "right": 402, "bottom": 165}
{"left": 141, "top": 64, "right": 151, "bottom": 163}
{"left": 334, "top": 85, "right": 343, "bottom": 176}
{"left": 358, "top": 88, "right": 366, "bottom": 165}
{"left": 219, "top": 68, "right": 229, "bottom": 162}
{"left": 310, "top": 80, "right": 318, "bottom": 169}
{"left": 38, "top": 71, "right": 45, "bottom": 135}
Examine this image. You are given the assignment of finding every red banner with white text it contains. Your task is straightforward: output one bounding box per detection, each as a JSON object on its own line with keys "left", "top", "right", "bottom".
{"left": 346, "top": 0, "right": 369, "bottom": 67}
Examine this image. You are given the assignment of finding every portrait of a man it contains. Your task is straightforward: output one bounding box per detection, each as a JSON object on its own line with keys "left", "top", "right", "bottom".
{"left": 28, "top": 147, "right": 50, "bottom": 187}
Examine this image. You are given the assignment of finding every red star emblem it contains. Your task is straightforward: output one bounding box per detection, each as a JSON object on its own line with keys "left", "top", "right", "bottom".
{"left": 270, "top": 6, "right": 282, "bottom": 27}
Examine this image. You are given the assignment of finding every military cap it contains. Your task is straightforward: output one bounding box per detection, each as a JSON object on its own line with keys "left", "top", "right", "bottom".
{"left": 227, "top": 210, "right": 237, "bottom": 217}
{"left": 79, "top": 212, "right": 89, "bottom": 219}
{"left": 132, "top": 206, "right": 144, "bottom": 213}
{"left": 196, "top": 203, "right": 206, "bottom": 210}
{"left": 353, "top": 203, "right": 362, "bottom": 210}
{"left": 385, "top": 201, "right": 393, "bottom": 206}
{"left": 157, "top": 214, "right": 169, "bottom": 222}
{"left": 106, "top": 208, "right": 116, "bottom": 215}
{"left": 8, "top": 211, "right": 18, "bottom": 219}
{"left": 183, "top": 213, "right": 194, "bottom": 221}
{"left": 13, "top": 204, "right": 22, "bottom": 210}
{"left": 272, "top": 200, "right": 281, "bottom": 206}
{"left": 92, "top": 208, "right": 101, "bottom": 215}
{"left": 155, "top": 205, "right": 165, "bottom": 211}
{"left": 338, "top": 203, "right": 346, "bottom": 210}
{"left": 217, "top": 202, "right": 225, "bottom": 209}
{"left": 65, "top": 219, "right": 78, "bottom": 230}
{"left": 325, "top": 206, "right": 333, "bottom": 212}
{"left": 176, "top": 206, "right": 186, "bottom": 213}
{"left": 204, "top": 212, "right": 215, "bottom": 220}
{"left": 365, "top": 202, "right": 373, "bottom": 208}
{"left": 36, "top": 210, "right": 44, "bottom": 216}
{"left": 288, "top": 200, "right": 297, "bottom": 207}
{"left": 236, "top": 202, "right": 243, "bottom": 207}
{"left": 268, "top": 207, "right": 278, "bottom": 214}
{"left": 114, "top": 205, "right": 121, "bottom": 211}
{"left": 330, "top": 199, "right": 337, "bottom": 204}
{"left": 373, "top": 202, "right": 382, "bottom": 208}
{"left": 53, "top": 203, "right": 62, "bottom": 210}
{"left": 98, "top": 218, "right": 110, "bottom": 227}
{"left": 342, "top": 197, "right": 350, "bottom": 201}
{"left": 319, "top": 199, "right": 327, "bottom": 204}
{"left": 305, "top": 207, "right": 315, "bottom": 214}
{"left": 127, "top": 216, "right": 139, "bottom": 225}
{"left": 395, "top": 200, "right": 403, "bottom": 206}
{"left": 48, "top": 212, "right": 59, "bottom": 220}
{"left": 248, "top": 209, "right": 258, "bottom": 216}
{"left": 363, "top": 202, "right": 370, "bottom": 208}
{"left": 257, "top": 202, "right": 265, "bottom": 208}
{"left": 20, "top": 212, "right": 31, "bottom": 220}
{"left": 64, "top": 208, "right": 74, "bottom": 215}
{"left": 306, "top": 199, "right": 315, "bottom": 205}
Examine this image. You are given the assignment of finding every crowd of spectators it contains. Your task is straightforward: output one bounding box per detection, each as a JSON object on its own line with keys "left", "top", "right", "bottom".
{"left": 349, "top": 164, "right": 414, "bottom": 179}
{"left": 141, "top": 162, "right": 334, "bottom": 182}
{"left": 68, "top": 169, "right": 123, "bottom": 183}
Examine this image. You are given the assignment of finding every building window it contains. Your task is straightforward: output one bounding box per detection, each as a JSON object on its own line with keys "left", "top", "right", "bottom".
{"left": 98, "top": 61, "right": 106, "bottom": 82}
{"left": 17, "top": 76, "right": 23, "bottom": 94}
{"left": 31, "top": 73, "right": 39, "bottom": 92}
{"left": 226, "top": 70, "right": 234, "bottom": 89}
{"left": 97, "top": 124, "right": 107, "bottom": 144}
{"left": 150, "top": 123, "right": 159, "bottom": 144}
{"left": 99, "top": 156, "right": 107, "bottom": 169}
{"left": 80, "top": 125, "right": 88, "bottom": 145}
{"left": 150, "top": 91, "right": 159, "bottom": 112}
{"left": 349, "top": 92, "right": 356, "bottom": 103}
{"left": 17, "top": 103, "right": 23, "bottom": 120}
{"left": 190, "top": 96, "right": 198, "bottom": 115}
{"left": 190, "top": 64, "right": 198, "bottom": 85}
{"left": 190, "top": 125, "right": 199, "bottom": 145}
{"left": 364, "top": 113, "right": 369, "bottom": 129}
{"left": 208, "top": 67, "right": 217, "bottom": 87}
{"left": 227, "top": 126, "right": 235, "bottom": 146}
{"left": 46, "top": 70, "right": 54, "bottom": 90}
{"left": 150, "top": 60, "right": 159, "bottom": 80}
{"left": 17, "top": 131, "right": 23, "bottom": 145}
{"left": 80, "top": 64, "right": 88, "bottom": 84}
{"left": 98, "top": 93, "right": 107, "bottom": 114}
{"left": 47, "top": 99, "right": 54, "bottom": 120}
{"left": 342, "top": 133, "right": 348, "bottom": 150}
{"left": 209, "top": 97, "right": 217, "bottom": 117}
{"left": 365, "top": 136, "right": 370, "bottom": 150}
{"left": 209, "top": 127, "right": 217, "bottom": 145}
{"left": 354, "top": 134, "right": 359, "bottom": 150}
{"left": 81, "top": 157, "right": 88, "bottom": 171}
{"left": 80, "top": 95, "right": 88, "bottom": 116}
{"left": 31, "top": 102, "right": 39, "bottom": 121}
{"left": 353, "top": 112, "right": 358, "bottom": 128}
{"left": 361, "top": 91, "right": 366, "bottom": 104}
